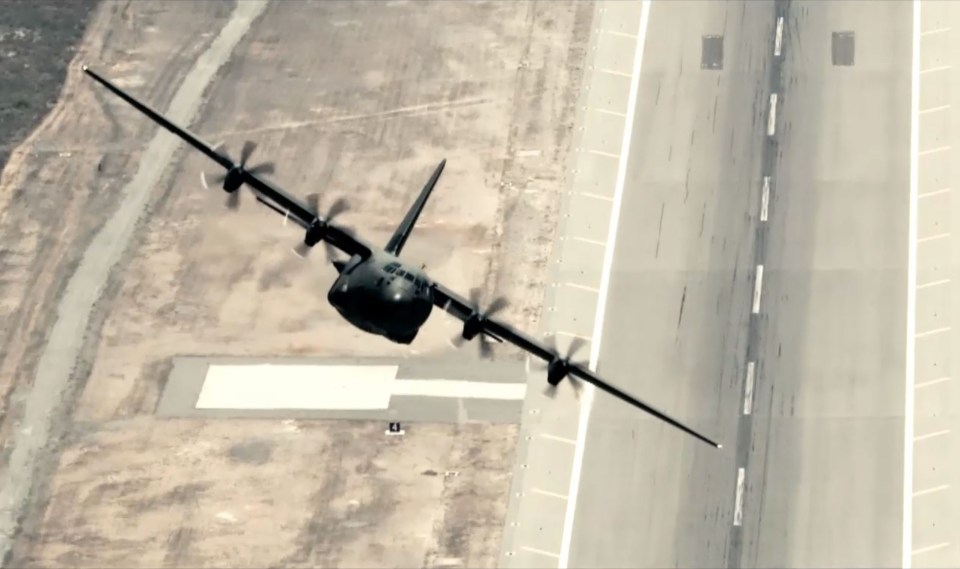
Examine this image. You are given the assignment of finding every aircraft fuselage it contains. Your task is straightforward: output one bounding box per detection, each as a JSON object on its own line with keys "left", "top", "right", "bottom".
{"left": 326, "top": 252, "right": 434, "bottom": 344}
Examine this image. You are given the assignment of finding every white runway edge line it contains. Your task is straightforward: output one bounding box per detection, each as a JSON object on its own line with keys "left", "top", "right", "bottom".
{"left": 904, "top": 0, "right": 920, "bottom": 567}
{"left": 556, "top": 1, "right": 652, "bottom": 567}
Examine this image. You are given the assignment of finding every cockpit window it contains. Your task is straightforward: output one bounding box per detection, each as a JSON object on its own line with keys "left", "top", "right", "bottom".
{"left": 385, "top": 265, "right": 397, "bottom": 274}
{"left": 403, "top": 273, "right": 415, "bottom": 283}
{"left": 396, "top": 270, "right": 406, "bottom": 278}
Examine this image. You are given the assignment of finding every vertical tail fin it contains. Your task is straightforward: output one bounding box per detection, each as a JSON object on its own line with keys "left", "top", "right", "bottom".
{"left": 384, "top": 159, "right": 446, "bottom": 256}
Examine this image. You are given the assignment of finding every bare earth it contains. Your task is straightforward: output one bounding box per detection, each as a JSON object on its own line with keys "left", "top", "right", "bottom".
{"left": 0, "top": 0, "right": 594, "bottom": 567}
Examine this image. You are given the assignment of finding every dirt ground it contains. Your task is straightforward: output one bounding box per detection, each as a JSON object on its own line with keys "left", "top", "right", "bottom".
{"left": 0, "top": 0, "right": 594, "bottom": 567}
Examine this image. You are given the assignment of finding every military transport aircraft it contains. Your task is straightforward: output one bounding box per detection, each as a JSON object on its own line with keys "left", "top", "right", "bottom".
{"left": 82, "top": 65, "right": 721, "bottom": 449}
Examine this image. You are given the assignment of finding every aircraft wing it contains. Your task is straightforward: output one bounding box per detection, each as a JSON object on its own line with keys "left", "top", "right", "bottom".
{"left": 82, "top": 65, "right": 370, "bottom": 259}
{"left": 430, "top": 281, "right": 722, "bottom": 449}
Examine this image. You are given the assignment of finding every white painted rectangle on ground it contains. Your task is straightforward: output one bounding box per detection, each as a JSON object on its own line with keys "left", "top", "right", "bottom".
{"left": 392, "top": 379, "right": 526, "bottom": 400}
{"left": 196, "top": 364, "right": 397, "bottom": 410}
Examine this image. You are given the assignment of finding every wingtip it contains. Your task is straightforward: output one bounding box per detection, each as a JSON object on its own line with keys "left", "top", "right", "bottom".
{"left": 717, "top": 443, "right": 723, "bottom": 449}
{"left": 81, "top": 64, "right": 88, "bottom": 72}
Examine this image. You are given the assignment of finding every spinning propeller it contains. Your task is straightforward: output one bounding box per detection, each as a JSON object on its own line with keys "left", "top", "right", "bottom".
{"left": 451, "top": 288, "right": 509, "bottom": 358}
{"left": 206, "top": 141, "right": 275, "bottom": 210}
{"left": 292, "top": 194, "right": 352, "bottom": 262}
{"left": 540, "top": 334, "right": 587, "bottom": 399}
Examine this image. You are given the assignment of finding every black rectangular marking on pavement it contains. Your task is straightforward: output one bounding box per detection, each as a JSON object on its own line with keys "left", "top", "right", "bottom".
{"left": 701, "top": 35, "right": 723, "bottom": 70}
{"left": 832, "top": 31, "right": 855, "bottom": 66}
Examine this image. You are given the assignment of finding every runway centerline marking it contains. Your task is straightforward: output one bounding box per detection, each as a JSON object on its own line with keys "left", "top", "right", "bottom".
{"left": 918, "top": 232, "right": 950, "bottom": 243}
{"left": 752, "top": 265, "right": 764, "bottom": 314}
{"left": 914, "top": 429, "right": 950, "bottom": 442}
{"left": 760, "top": 176, "right": 770, "bottom": 222}
{"left": 916, "top": 326, "right": 951, "bottom": 339}
{"left": 919, "top": 145, "right": 950, "bottom": 156}
{"left": 904, "top": 3, "right": 920, "bottom": 565}
{"left": 743, "top": 362, "right": 756, "bottom": 415}
{"left": 917, "top": 278, "right": 950, "bottom": 289}
{"left": 913, "top": 485, "right": 950, "bottom": 497}
{"left": 767, "top": 93, "right": 778, "bottom": 136}
{"left": 774, "top": 16, "right": 784, "bottom": 56}
{"left": 919, "top": 187, "right": 951, "bottom": 198}
{"left": 916, "top": 376, "right": 951, "bottom": 389}
{"left": 733, "top": 467, "right": 746, "bottom": 526}
{"left": 912, "top": 543, "right": 950, "bottom": 556}
{"left": 532, "top": 488, "right": 569, "bottom": 501}
{"left": 558, "top": 2, "right": 651, "bottom": 566}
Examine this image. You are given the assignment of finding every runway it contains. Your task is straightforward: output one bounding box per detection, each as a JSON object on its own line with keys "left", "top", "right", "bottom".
{"left": 738, "top": 3, "right": 911, "bottom": 567}
{"left": 564, "top": 1, "right": 913, "bottom": 568}
{"left": 567, "top": 2, "right": 772, "bottom": 566}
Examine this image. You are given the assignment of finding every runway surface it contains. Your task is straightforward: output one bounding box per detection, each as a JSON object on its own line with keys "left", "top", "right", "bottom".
{"left": 566, "top": 1, "right": 913, "bottom": 568}
{"left": 568, "top": 2, "right": 772, "bottom": 567}
{"left": 739, "top": 3, "right": 911, "bottom": 567}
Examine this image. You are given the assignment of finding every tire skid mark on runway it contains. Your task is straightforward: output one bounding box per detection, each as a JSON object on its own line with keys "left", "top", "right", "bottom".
{"left": 727, "top": 1, "right": 790, "bottom": 566}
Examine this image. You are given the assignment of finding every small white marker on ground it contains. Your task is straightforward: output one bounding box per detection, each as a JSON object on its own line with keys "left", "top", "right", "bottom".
{"left": 743, "top": 362, "right": 756, "bottom": 415}
{"left": 752, "top": 265, "right": 764, "bottom": 314}
{"left": 733, "top": 467, "right": 746, "bottom": 526}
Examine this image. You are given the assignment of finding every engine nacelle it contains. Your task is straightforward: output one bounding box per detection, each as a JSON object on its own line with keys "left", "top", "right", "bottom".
{"left": 223, "top": 168, "right": 244, "bottom": 193}
{"left": 547, "top": 358, "right": 569, "bottom": 386}
{"left": 461, "top": 314, "right": 483, "bottom": 341}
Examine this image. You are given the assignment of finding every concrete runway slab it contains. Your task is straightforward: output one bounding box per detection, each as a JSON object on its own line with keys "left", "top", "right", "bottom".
{"left": 157, "top": 356, "right": 527, "bottom": 424}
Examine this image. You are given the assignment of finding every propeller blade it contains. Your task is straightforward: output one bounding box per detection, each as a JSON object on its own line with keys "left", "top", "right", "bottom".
{"left": 225, "top": 191, "right": 240, "bottom": 210}
{"left": 239, "top": 140, "right": 257, "bottom": 165}
{"left": 209, "top": 172, "right": 227, "bottom": 185}
{"left": 247, "top": 162, "right": 275, "bottom": 176}
{"left": 293, "top": 241, "right": 311, "bottom": 258}
{"left": 566, "top": 335, "right": 587, "bottom": 360}
{"left": 485, "top": 296, "right": 509, "bottom": 317}
{"left": 479, "top": 337, "right": 494, "bottom": 359}
{"left": 305, "top": 193, "right": 321, "bottom": 214}
{"left": 328, "top": 197, "right": 350, "bottom": 219}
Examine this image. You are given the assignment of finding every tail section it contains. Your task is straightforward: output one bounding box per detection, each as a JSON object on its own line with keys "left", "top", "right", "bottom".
{"left": 384, "top": 159, "right": 446, "bottom": 256}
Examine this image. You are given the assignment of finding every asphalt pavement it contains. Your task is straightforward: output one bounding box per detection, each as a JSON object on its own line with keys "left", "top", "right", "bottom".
{"left": 566, "top": 2, "right": 913, "bottom": 568}
{"left": 737, "top": 2, "right": 911, "bottom": 567}
{"left": 567, "top": 2, "right": 774, "bottom": 567}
